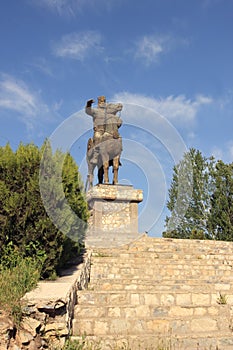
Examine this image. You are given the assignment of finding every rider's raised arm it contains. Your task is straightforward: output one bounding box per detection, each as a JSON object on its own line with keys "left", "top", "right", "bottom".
{"left": 85, "top": 99, "right": 95, "bottom": 117}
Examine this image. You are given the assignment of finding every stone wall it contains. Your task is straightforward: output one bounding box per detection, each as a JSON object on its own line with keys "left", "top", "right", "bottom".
{"left": 0, "top": 251, "right": 91, "bottom": 350}
{"left": 72, "top": 236, "right": 233, "bottom": 349}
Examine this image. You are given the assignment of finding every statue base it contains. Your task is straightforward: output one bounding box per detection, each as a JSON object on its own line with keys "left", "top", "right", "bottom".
{"left": 85, "top": 184, "right": 143, "bottom": 247}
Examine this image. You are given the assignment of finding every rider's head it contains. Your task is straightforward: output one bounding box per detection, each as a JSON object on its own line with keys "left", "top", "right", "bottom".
{"left": 98, "top": 95, "right": 106, "bottom": 108}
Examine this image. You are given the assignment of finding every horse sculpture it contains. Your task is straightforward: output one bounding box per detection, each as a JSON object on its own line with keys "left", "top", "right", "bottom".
{"left": 85, "top": 101, "right": 123, "bottom": 191}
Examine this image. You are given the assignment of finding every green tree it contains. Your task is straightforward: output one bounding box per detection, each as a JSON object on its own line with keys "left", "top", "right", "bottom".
{"left": 163, "top": 148, "right": 214, "bottom": 239}
{"left": 207, "top": 161, "right": 233, "bottom": 241}
{"left": 0, "top": 141, "right": 89, "bottom": 278}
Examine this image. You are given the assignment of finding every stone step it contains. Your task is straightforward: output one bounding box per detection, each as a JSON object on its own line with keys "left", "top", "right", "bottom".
{"left": 76, "top": 290, "right": 232, "bottom": 307}
{"left": 85, "top": 233, "right": 143, "bottom": 249}
{"left": 72, "top": 311, "right": 232, "bottom": 337}
{"left": 88, "top": 279, "right": 233, "bottom": 292}
{"left": 90, "top": 268, "right": 232, "bottom": 281}
{"left": 93, "top": 254, "right": 233, "bottom": 264}
{"left": 90, "top": 260, "right": 233, "bottom": 272}
{"left": 70, "top": 333, "right": 233, "bottom": 350}
{"left": 91, "top": 252, "right": 233, "bottom": 263}
{"left": 90, "top": 265, "right": 233, "bottom": 278}
{"left": 92, "top": 236, "right": 233, "bottom": 255}
{"left": 92, "top": 269, "right": 233, "bottom": 282}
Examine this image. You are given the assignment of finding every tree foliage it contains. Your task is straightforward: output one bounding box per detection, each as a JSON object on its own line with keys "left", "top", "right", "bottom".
{"left": 163, "top": 148, "right": 233, "bottom": 241}
{"left": 0, "top": 142, "right": 89, "bottom": 278}
{"left": 207, "top": 160, "right": 233, "bottom": 240}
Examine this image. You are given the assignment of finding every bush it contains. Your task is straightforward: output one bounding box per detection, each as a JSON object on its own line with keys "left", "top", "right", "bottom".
{"left": 0, "top": 142, "right": 89, "bottom": 278}
{"left": 0, "top": 246, "right": 43, "bottom": 325}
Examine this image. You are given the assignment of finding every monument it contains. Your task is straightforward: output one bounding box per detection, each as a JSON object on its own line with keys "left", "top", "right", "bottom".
{"left": 85, "top": 96, "right": 123, "bottom": 188}
{"left": 85, "top": 96, "right": 143, "bottom": 247}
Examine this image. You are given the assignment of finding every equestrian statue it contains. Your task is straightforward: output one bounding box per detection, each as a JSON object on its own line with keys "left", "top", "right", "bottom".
{"left": 85, "top": 96, "right": 123, "bottom": 190}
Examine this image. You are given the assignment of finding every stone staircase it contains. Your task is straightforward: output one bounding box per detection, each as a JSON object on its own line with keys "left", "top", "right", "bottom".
{"left": 72, "top": 235, "right": 233, "bottom": 349}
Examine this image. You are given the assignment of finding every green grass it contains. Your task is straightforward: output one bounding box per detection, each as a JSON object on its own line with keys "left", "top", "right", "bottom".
{"left": 0, "top": 252, "right": 42, "bottom": 325}
{"left": 59, "top": 336, "right": 176, "bottom": 350}
{"left": 59, "top": 336, "right": 222, "bottom": 350}
{"left": 216, "top": 292, "right": 228, "bottom": 305}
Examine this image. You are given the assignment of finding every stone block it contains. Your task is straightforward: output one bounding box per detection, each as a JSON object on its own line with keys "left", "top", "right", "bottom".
{"left": 135, "top": 305, "right": 150, "bottom": 317}
{"left": 75, "top": 306, "right": 106, "bottom": 318}
{"left": 161, "top": 294, "right": 175, "bottom": 306}
{"left": 94, "top": 321, "right": 109, "bottom": 335}
{"left": 170, "top": 319, "right": 190, "bottom": 334}
{"left": 208, "top": 306, "right": 220, "bottom": 315}
{"left": 152, "top": 307, "right": 168, "bottom": 317}
{"left": 124, "top": 307, "right": 136, "bottom": 318}
{"left": 169, "top": 306, "right": 193, "bottom": 317}
{"left": 72, "top": 319, "right": 93, "bottom": 336}
{"left": 193, "top": 307, "right": 207, "bottom": 316}
{"left": 217, "top": 315, "right": 232, "bottom": 331}
{"left": 215, "top": 283, "right": 230, "bottom": 291}
{"left": 109, "top": 293, "right": 128, "bottom": 304}
{"left": 146, "top": 320, "right": 170, "bottom": 333}
{"left": 191, "top": 318, "right": 218, "bottom": 332}
{"left": 144, "top": 293, "right": 160, "bottom": 305}
{"left": 192, "top": 293, "right": 210, "bottom": 306}
{"left": 130, "top": 293, "right": 140, "bottom": 305}
{"left": 109, "top": 319, "right": 129, "bottom": 335}
{"left": 176, "top": 293, "right": 191, "bottom": 306}
{"left": 108, "top": 307, "right": 121, "bottom": 317}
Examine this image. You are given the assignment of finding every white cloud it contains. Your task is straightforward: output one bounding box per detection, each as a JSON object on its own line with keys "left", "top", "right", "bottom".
{"left": 210, "top": 141, "right": 233, "bottom": 163}
{"left": 29, "top": 58, "right": 53, "bottom": 77}
{"left": 228, "top": 142, "right": 233, "bottom": 159}
{"left": 218, "top": 89, "right": 233, "bottom": 111}
{"left": 202, "top": 0, "right": 224, "bottom": 8}
{"left": 135, "top": 35, "right": 164, "bottom": 64}
{"left": 0, "top": 74, "right": 51, "bottom": 132}
{"left": 30, "top": 0, "right": 119, "bottom": 17}
{"left": 112, "top": 92, "right": 212, "bottom": 126}
{"left": 211, "top": 146, "right": 223, "bottom": 161}
{"left": 134, "top": 34, "right": 188, "bottom": 65}
{"left": 30, "top": 0, "right": 79, "bottom": 17}
{"left": 226, "top": 141, "right": 233, "bottom": 162}
{"left": 52, "top": 31, "right": 103, "bottom": 60}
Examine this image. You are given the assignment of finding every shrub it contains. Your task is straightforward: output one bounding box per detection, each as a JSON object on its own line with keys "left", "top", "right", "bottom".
{"left": 0, "top": 142, "right": 89, "bottom": 278}
{"left": 0, "top": 246, "right": 43, "bottom": 325}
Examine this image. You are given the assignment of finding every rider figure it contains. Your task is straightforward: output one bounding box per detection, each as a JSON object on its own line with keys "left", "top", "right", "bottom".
{"left": 85, "top": 96, "right": 107, "bottom": 146}
{"left": 85, "top": 96, "right": 123, "bottom": 188}
{"left": 85, "top": 96, "right": 123, "bottom": 145}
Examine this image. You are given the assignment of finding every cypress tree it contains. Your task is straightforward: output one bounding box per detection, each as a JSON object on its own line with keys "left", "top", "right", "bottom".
{"left": 207, "top": 161, "right": 233, "bottom": 241}
{"left": 164, "top": 148, "right": 214, "bottom": 239}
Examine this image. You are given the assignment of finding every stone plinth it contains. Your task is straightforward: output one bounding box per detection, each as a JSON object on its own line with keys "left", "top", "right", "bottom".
{"left": 85, "top": 184, "right": 143, "bottom": 247}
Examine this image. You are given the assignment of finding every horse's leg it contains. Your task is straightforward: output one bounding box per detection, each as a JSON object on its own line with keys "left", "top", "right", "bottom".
{"left": 86, "top": 162, "right": 95, "bottom": 190}
{"left": 89, "top": 173, "right": 94, "bottom": 188}
{"left": 85, "top": 173, "right": 93, "bottom": 191}
{"left": 98, "top": 165, "right": 104, "bottom": 184}
{"left": 103, "top": 160, "right": 109, "bottom": 184}
{"left": 113, "top": 156, "right": 120, "bottom": 184}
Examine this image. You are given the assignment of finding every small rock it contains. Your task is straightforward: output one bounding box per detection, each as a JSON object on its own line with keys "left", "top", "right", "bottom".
{"left": 28, "top": 339, "right": 39, "bottom": 350}
{"left": 21, "top": 317, "right": 41, "bottom": 337}
{"left": 44, "top": 322, "right": 68, "bottom": 337}
{"left": 22, "top": 306, "right": 37, "bottom": 316}
{"left": 17, "top": 329, "right": 34, "bottom": 345}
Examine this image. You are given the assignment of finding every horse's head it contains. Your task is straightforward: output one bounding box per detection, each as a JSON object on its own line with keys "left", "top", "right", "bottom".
{"left": 107, "top": 103, "right": 123, "bottom": 114}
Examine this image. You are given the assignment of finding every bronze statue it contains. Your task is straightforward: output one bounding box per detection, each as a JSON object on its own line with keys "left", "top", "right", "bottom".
{"left": 85, "top": 96, "right": 123, "bottom": 190}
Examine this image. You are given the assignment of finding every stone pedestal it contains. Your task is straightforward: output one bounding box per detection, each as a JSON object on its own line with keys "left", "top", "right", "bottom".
{"left": 85, "top": 184, "right": 143, "bottom": 247}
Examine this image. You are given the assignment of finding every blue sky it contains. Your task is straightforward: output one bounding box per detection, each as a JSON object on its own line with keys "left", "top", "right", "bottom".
{"left": 0, "top": 0, "right": 232, "bottom": 237}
